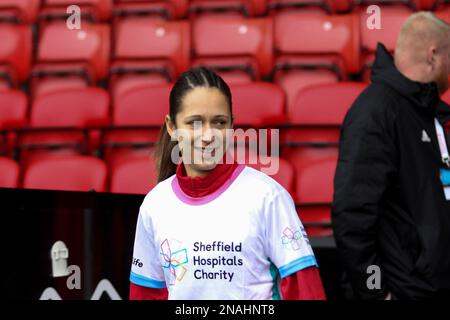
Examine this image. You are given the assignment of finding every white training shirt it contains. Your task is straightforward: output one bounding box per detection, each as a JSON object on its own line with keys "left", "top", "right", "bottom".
{"left": 130, "top": 165, "right": 318, "bottom": 300}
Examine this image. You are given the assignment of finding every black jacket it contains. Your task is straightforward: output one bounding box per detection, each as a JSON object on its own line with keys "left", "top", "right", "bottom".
{"left": 332, "top": 43, "right": 450, "bottom": 300}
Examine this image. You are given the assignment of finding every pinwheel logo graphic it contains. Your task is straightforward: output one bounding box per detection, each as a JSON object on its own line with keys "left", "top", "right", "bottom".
{"left": 160, "top": 239, "right": 188, "bottom": 285}
{"left": 281, "top": 226, "right": 304, "bottom": 251}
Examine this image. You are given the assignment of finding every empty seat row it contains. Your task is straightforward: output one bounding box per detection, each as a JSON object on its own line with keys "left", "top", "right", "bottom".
{"left": 0, "top": 0, "right": 177, "bottom": 22}
{"left": 0, "top": 82, "right": 367, "bottom": 161}
{"left": 5, "top": 0, "right": 430, "bottom": 24}
{"left": 0, "top": 144, "right": 338, "bottom": 236}
{"left": 1, "top": 12, "right": 352, "bottom": 89}
{"left": 1, "top": 7, "right": 423, "bottom": 106}
{"left": 0, "top": 148, "right": 337, "bottom": 207}
{"left": 1, "top": 1, "right": 446, "bottom": 23}
{"left": 0, "top": 82, "right": 366, "bottom": 129}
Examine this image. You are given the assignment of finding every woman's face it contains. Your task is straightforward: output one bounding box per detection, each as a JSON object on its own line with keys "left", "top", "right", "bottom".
{"left": 166, "top": 86, "right": 233, "bottom": 177}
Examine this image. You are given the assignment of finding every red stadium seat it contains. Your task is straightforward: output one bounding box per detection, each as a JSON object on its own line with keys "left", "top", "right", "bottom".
{"left": 0, "top": 90, "right": 28, "bottom": 130}
{"left": 359, "top": 4, "right": 412, "bottom": 81}
{"left": 433, "top": 4, "right": 450, "bottom": 24}
{"left": 273, "top": 9, "right": 360, "bottom": 108}
{"left": 30, "top": 88, "right": 110, "bottom": 128}
{"left": 0, "top": 24, "right": 32, "bottom": 87}
{"left": 192, "top": 14, "right": 273, "bottom": 81}
{"left": 30, "top": 76, "right": 90, "bottom": 100}
{"left": 273, "top": 68, "right": 339, "bottom": 111}
{"left": 225, "top": 82, "right": 285, "bottom": 153}
{"left": 359, "top": 4, "right": 412, "bottom": 53}
{"left": 327, "top": 0, "right": 355, "bottom": 12}
{"left": 111, "top": 17, "right": 189, "bottom": 103}
{"left": 103, "top": 84, "right": 170, "bottom": 151}
{"left": 113, "top": 0, "right": 188, "bottom": 19}
{"left": 291, "top": 148, "right": 337, "bottom": 203}
{"left": 359, "top": 0, "right": 438, "bottom": 10}
{"left": 110, "top": 71, "right": 170, "bottom": 107}
{"left": 442, "top": 88, "right": 450, "bottom": 104}
{"left": 230, "top": 82, "right": 286, "bottom": 127}
{"left": 230, "top": 144, "right": 295, "bottom": 195}
{"left": 440, "top": 87, "right": 450, "bottom": 129}
{"left": 112, "top": 84, "right": 170, "bottom": 127}
{"left": 268, "top": 0, "right": 353, "bottom": 13}
{"left": 283, "top": 82, "right": 366, "bottom": 145}
{"left": 0, "top": 78, "right": 10, "bottom": 90}
{"left": 288, "top": 82, "right": 366, "bottom": 125}
{"left": 113, "top": 17, "right": 190, "bottom": 71}
{"left": 18, "top": 88, "right": 110, "bottom": 163}
{"left": 274, "top": 9, "right": 360, "bottom": 75}
{"left": 414, "top": 0, "right": 438, "bottom": 9}
{"left": 248, "top": 156, "right": 295, "bottom": 195}
{"left": 0, "top": 0, "right": 40, "bottom": 23}
{"left": 0, "top": 157, "right": 20, "bottom": 188}
{"left": 0, "top": 90, "right": 28, "bottom": 156}
{"left": 23, "top": 155, "right": 108, "bottom": 192}
{"left": 32, "top": 21, "right": 110, "bottom": 98}
{"left": 110, "top": 150, "right": 158, "bottom": 194}
{"left": 215, "top": 70, "right": 255, "bottom": 85}
{"left": 36, "top": 21, "right": 110, "bottom": 79}
{"left": 39, "top": 0, "right": 113, "bottom": 22}
{"left": 189, "top": 0, "right": 268, "bottom": 16}
{"left": 283, "top": 146, "right": 338, "bottom": 237}
{"left": 267, "top": 157, "right": 295, "bottom": 195}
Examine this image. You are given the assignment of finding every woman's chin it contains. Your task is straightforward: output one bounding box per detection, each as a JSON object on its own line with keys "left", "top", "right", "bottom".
{"left": 195, "top": 161, "right": 219, "bottom": 172}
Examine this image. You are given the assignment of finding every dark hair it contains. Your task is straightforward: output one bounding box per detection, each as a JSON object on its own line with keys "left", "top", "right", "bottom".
{"left": 155, "top": 67, "right": 233, "bottom": 182}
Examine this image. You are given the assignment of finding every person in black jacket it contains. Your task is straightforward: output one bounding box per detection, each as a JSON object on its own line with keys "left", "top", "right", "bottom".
{"left": 332, "top": 11, "right": 450, "bottom": 300}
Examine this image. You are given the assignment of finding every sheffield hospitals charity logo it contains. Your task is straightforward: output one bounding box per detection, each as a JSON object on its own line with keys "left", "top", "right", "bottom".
{"left": 160, "top": 239, "right": 189, "bottom": 285}
{"left": 281, "top": 226, "right": 305, "bottom": 251}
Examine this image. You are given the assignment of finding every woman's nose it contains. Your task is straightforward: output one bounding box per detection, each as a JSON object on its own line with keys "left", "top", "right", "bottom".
{"left": 201, "top": 128, "right": 215, "bottom": 143}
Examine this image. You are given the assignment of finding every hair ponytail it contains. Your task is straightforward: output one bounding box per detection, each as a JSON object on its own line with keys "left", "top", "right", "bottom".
{"left": 155, "top": 123, "right": 179, "bottom": 182}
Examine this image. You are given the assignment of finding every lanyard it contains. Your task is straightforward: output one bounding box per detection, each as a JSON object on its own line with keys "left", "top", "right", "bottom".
{"left": 435, "top": 118, "right": 450, "bottom": 168}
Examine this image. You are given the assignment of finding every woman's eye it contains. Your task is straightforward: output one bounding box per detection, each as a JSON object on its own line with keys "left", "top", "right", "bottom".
{"left": 190, "top": 121, "right": 202, "bottom": 128}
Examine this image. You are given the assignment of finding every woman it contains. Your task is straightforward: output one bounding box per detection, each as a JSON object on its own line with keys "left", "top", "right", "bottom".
{"left": 129, "top": 67, "right": 326, "bottom": 300}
